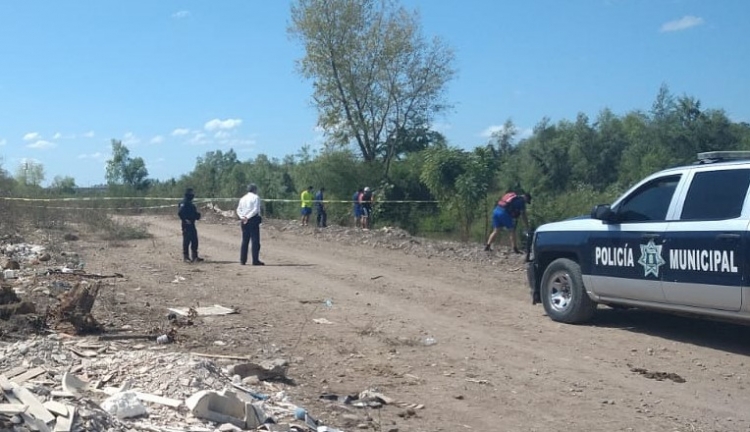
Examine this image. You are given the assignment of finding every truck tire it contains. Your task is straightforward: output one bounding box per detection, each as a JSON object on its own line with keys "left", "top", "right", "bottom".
{"left": 540, "top": 258, "right": 596, "bottom": 324}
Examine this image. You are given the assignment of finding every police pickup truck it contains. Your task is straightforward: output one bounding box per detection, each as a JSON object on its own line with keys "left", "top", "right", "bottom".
{"left": 526, "top": 151, "right": 750, "bottom": 324}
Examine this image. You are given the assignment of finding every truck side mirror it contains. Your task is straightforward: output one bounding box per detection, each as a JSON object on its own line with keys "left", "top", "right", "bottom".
{"left": 591, "top": 204, "right": 615, "bottom": 223}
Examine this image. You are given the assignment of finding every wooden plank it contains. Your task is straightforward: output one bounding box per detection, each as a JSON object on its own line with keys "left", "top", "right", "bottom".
{"left": 53, "top": 406, "right": 75, "bottom": 432}
{"left": 190, "top": 352, "right": 251, "bottom": 361}
{"left": 20, "top": 412, "right": 51, "bottom": 432}
{"left": 0, "top": 387, "right": 51, "bottom": 432}
{"left": 10, "top": 382, "right": 56, "bottom": 424}
{"left": 3, "top": 366, "right": 27, "bottom": 379}
{"left": 134, "top": 391, "right": 182, "bottom": 408}
{"left": 101, "top": 388, "right": 182, "bottom": 408}
{"left": 43, "top": 400, "right": 68, "bottom": 417}
{"left": 11, "top": 367, "right": 46, "bottom": 384}
{"left": 50, "top": 390, "right": 76, "bottom": 398}
{"left": 69, "top": 348, "right": 98, "bottom": 358}
{"left": 0, "top": 403, "right": 28, "bottom": 415}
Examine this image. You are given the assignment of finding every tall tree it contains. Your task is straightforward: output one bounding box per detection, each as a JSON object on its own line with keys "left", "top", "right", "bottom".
{"left": 15, "top": 160, "right": 45, "bottom": 188}
{"left": 105, "top": 139, "right": 150, "bottom": 191}
{"left": 191, "top": 150, "right": 241, "bottom": 198}
{"left": 289, "top": 0, "right": 456, "bottom": 174}
{"left": 50, "top": 175, "right": 77, "bottom": 195}
{"left": 487, "top": 119, "right": 518, "bottom": 158}
{"left": 420, "top": 146, "right": 496, "bottom": 240}
{"left": 0, "top": 158, "right": 15, "bottom": 195}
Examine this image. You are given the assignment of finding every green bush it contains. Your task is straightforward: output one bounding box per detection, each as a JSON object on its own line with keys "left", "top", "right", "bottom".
{"left": 526, "top": 183, "right": 624, "bottom": 230}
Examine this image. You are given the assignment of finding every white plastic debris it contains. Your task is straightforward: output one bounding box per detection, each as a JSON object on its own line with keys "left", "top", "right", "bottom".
{"left": 101, "top": 391, "right": 148, "bottom": 419}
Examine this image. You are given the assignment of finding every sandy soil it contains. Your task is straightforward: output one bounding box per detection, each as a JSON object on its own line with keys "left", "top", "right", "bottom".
{"left": 71, "top": 214, "right": 750, "bottom": 432}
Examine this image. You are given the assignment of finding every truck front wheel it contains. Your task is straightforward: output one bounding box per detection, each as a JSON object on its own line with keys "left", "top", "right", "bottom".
{"left": 540, "top": 258, "right": 596, "bottom": 324}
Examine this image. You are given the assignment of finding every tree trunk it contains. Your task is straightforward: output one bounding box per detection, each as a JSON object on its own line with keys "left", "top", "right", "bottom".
{"left": 51, "top": 282, "right": 102, "bottom": 335}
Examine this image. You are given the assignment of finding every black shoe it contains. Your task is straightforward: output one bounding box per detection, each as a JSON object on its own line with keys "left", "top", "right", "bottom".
{"left": 192, "top": 256, "right": 204, "bottom": 262}
{"left": 240, "top": 262, "right": 246, "bottom": 265}
{"left": 513, "top": 248, "right": 523, "bottom": 255}
{"left": 183, "top": 257, "right": 192, "bottom": 263}
{"left": 484, "top": 244, "right": 492, "bottom": 251}
{"left": 252, "top": 261, "right": 265, "bottom": 266}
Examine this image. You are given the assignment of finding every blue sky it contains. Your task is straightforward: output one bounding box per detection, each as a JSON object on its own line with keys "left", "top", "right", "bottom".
{"left": 0, "top": 0, "right": 748, "bottom": 187}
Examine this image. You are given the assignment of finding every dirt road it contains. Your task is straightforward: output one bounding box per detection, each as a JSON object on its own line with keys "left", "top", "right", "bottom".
{"left": 80, "top": 215, "right": 750, "bottom": 432}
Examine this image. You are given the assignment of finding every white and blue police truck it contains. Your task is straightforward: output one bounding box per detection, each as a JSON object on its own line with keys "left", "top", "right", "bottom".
{"left": 526, "top": 151, "right": 750, "bottom": 324}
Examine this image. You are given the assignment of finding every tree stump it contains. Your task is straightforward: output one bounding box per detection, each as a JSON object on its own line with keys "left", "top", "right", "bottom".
{"left": 50, "top": 281, "right": 102, "bottom": 334}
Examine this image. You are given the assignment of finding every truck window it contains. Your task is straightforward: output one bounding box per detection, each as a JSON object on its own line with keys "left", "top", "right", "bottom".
{"left": 616, "top": 175, "right": 681, "bottom": 222}
{"left": 680, "top": 169, "right": 750, "bottom": 220}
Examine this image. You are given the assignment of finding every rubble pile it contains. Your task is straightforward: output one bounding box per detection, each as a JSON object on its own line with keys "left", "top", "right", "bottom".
{"left": 1, "top": 238, "right": 84, "bottom": 276}
{"left": 275, "top": 220, "right": 525, "bottom": 265}
{"left": 1, "top": 243, "right": 49, "bottom": 266}
{"left": 0, "top": 335, "right": 345, "bottom": 431}
{"left": 0, "top": 241, "right": 348, "bottom": 431}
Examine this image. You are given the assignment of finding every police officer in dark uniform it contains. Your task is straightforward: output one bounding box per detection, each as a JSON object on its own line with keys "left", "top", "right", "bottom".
{"left": 178, "top": 188, "right": 203, "bottom": 263}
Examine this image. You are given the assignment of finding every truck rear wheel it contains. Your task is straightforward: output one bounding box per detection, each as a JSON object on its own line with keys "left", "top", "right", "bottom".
{"left": 541, "top": 258, "right": 596, "bottom": 324}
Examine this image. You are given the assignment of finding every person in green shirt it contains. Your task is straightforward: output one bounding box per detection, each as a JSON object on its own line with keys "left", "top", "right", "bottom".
{"left": 300, "top": 186, "right": 313, "bottom": 226}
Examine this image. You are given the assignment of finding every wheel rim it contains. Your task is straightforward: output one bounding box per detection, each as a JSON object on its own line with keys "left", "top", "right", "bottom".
{"left": 547, "top": 271, "right": 573, "bottom": 313}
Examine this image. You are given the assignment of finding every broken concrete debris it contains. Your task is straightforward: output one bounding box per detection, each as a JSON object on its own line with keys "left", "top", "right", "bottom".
{"left": 320, "top": 390, "right": 424, "bottom": 411}
{"left": 169, "top": 305, "right": 237, "bottom": 317}
{"left": 186, "top": 389, "right": 268, "bottom": 429}
{"left": 0, "top": 335, "right": 347, "bottom": 431}
{"left": 227, "top": 359, "right": 289, "bottom": 382}
{"left": 101, "top": 390, "right": 148, "bottom": 419}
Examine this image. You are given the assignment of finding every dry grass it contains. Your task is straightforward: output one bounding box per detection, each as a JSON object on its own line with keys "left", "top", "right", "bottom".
{"left": 0, "top": 200, "right": 151, "bottom": 242}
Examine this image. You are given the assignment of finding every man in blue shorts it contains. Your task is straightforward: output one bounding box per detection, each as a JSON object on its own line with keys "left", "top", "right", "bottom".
{"left": 484, "top": 191, "right": 531, "bottom": 254}
{"left": 360, "top": 186, "right": 373, "bottom": 230}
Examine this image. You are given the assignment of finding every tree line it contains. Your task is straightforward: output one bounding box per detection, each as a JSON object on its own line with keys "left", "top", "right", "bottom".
{"left": 2, "top": 0, "right": 749, "bottom": 243}
{"left": 3, "top": 83, "right": 749, "bottom": 243}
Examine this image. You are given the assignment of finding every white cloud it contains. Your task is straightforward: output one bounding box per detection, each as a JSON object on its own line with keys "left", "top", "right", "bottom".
{"left": 123, "top": 132, "right": 140, "bottom": 145}
{"left": 660, "top": 15, "right": 704, "bottom": 32}
{"left": 82, "top": 130, "right": 95, "bottom": 138}
{"left": 172, "top": 128, "right": 191, "bottom": 136}
{"left": 27, "top": 140, "right": 56, "bottom": 149}
{"left": 23, "top": 132, "right": 41, "bottom": 141}
{"left": 52, "top": 132, "right": 78, "bottom": 139}
{"left": 518, "top": 128, "right": 533, "bottom": 140}
{"left": 480, "top": 125, "right": 533, "bottom": 141}
{"left": 214, "top": 130, "right": 231, "bottom": 139}
{"left": 188, "top": 132, "right": 208, "bottom": 145}
{"left": 480, "top": 125, "right": 506, "bottom": 138}
{"left": 0, "top": 138, "right": 6, "bottom": 146}
{"left": 77, "top": 152, "right": 104, "bottom": 160}
{"left": 204, "top": 118, "right": 242, "bottom": 131}
{"left": 172, "top": 10, "right": 190, "bottom": 19}
{"left": 150, "top": 135, "right": 165, "bottom": 144}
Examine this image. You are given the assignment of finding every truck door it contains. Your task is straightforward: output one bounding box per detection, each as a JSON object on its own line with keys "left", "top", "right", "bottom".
{"left": 662, "top": 168, "right": 750, "bottom": 311}
{"left": 587, "top": 174, "right": 683, "bottom": 302}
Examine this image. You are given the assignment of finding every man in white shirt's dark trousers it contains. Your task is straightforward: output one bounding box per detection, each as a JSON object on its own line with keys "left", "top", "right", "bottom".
{"left": 236, "top": 184, "right": 264, "bottom": 266}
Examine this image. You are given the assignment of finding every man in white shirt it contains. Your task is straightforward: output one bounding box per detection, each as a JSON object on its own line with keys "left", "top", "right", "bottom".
{"left": 236, "top": 184, "right": 264, "bottom": 265}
